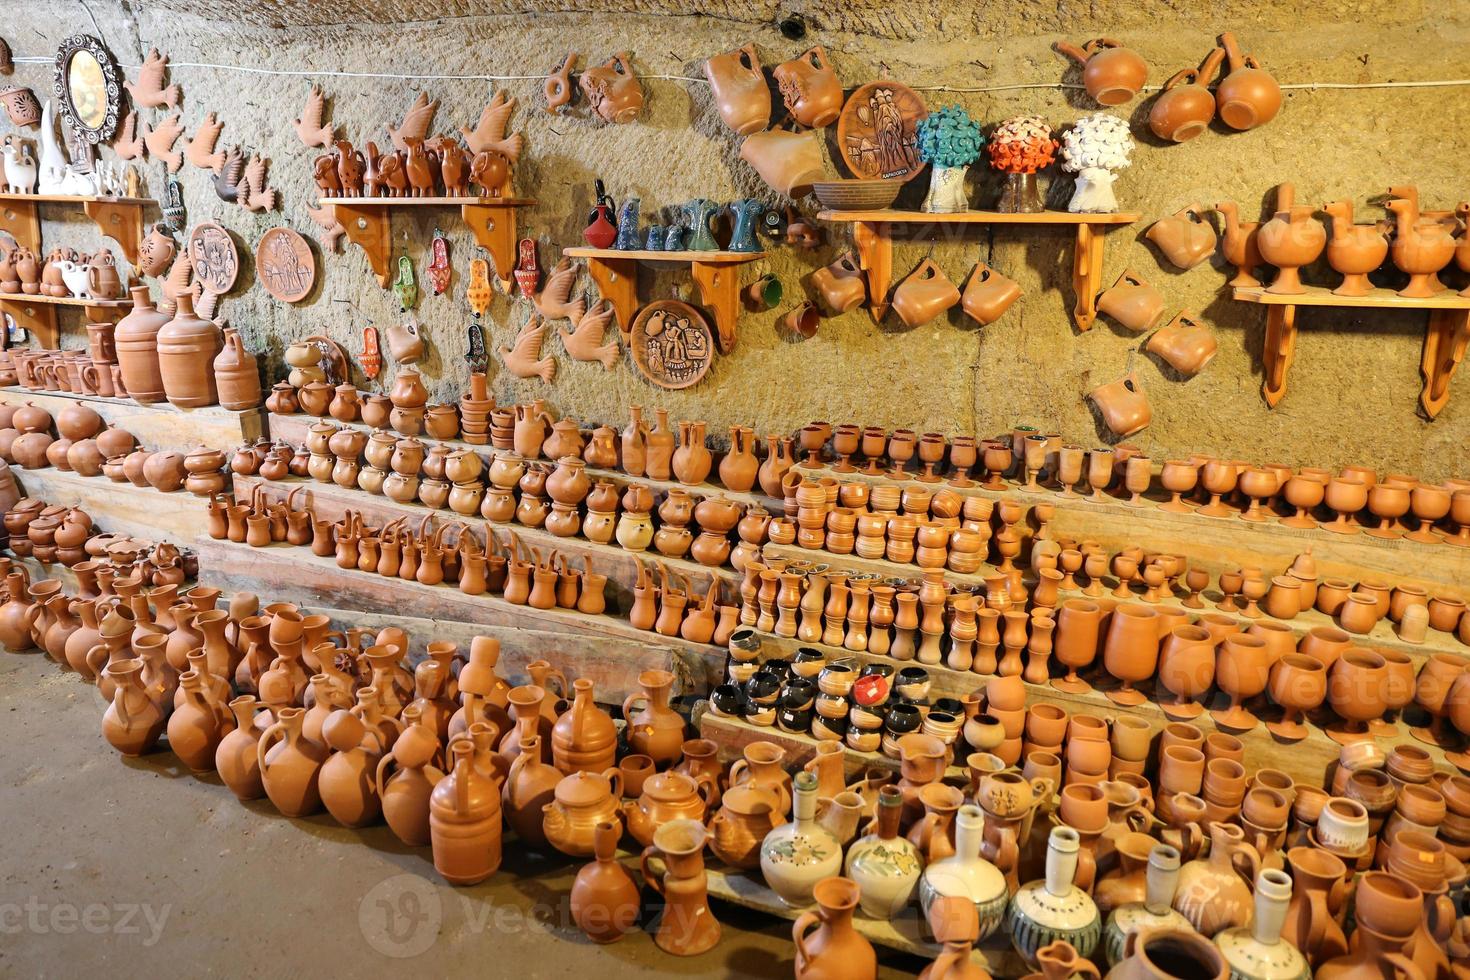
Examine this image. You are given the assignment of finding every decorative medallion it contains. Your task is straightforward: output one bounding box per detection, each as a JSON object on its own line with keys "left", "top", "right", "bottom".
{"left": 254, "top": 227, "right": 315, "bottom": 302}
{"left": 186, "top": 222, "right": 239, "bottom": 295}
{"left": 836, "top": 81, "right": 928, "bottom": 181}
{"left": 629, "top": 299, "right": 713, "bottom": 390}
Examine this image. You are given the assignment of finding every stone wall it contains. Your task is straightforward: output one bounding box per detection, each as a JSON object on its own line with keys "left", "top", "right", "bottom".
{"left": 9, "top": 0, "right": 1470, "bottom": 476}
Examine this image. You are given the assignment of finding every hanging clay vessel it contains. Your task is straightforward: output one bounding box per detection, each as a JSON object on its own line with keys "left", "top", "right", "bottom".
{"left": 961, "top": 264, "right": 1022, "bottom": 326}
{"left": 1149, "top": 48, "right": 1226, "bottom": 141}
{"left": 1054, "top": 39, "right": 1148, "bottom": 106}
{"left": 773, "top": 46, "right": 842, "bottom": 128}
{"left": 1215, "top": 32, "right": 1282, "bottom": 131}
{"left": 1096, "top": 269, "right": 1164, "bottom": 332}
{"left": 1089, "top": 373, "right": 1151, "bottom": 436}
{"left": 810, "top": 252, "right": 867, "bottom": 315}
{"left": 1147, "top": 205, "right": 1217, "bottom": 270}
{"left": 1147, "top": 312, "right": 1218, "bottom": 376}
{"left": 893, "top": 259, "right": 960, "bottom": 329}
{"left": 579, "top": 53, "right": 643, "bottom": 124}
{"left": 740, "top": 129, "right": 824, "bottom": 198}
{"left": 705, "top": 44, "right": 770, "bottom": 136}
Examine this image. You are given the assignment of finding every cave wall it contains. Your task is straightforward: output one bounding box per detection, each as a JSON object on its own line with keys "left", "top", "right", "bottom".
{"left": 8, "top": 0, "right": 1470, "bottom": 476}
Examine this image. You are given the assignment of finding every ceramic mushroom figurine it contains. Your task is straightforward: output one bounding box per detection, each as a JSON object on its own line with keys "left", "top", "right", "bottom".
{"left": 915, "top": 105, "right": 984, "bottom": 214}
{"left": 987, "top": 116, "right": 1057, "bottom": 214}
{"left": 1059, "top": 113, "right": 1133, "bottom": 213}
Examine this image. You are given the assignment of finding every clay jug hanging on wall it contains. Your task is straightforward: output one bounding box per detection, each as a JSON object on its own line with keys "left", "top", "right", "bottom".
{"left": 1096, "top": 269, "right": 1164, "bottom": 332}
{"left": 1215, "top": 32, "right": 1281, "bottom": 131}
{"left": 1054, "top": 39, "right": 1149, "bottom": 106}
{"left": 705, "top": 45, "right": 770, "bottom": 136}
{"left": 773, "top": 46, "right": 842, "bottom": 128}
{"left": 1148, "top": 48, "right": 1226, "bottom": 142}
{"left": 893, "top": 259, "right": 960, "bottom": 329}
{"left": 156, "top": 293, "right": 223, "bottom": 408}
{"left": 1089, "top": 373, "right": 1151, "bottom": 437}
{"left": 1147, "top": 205, "right": 1217, "bottom": 270}
{"left": 961, "top": 263, "right": 1022, "bottom": 326}
{"left": 1147, "top": 312, "right": 1218, "bottom": 376}
{"left": 580, "top": 53, "right": 644, "bottom": 124}
{"left": 810, "top": 252, "right": 867, "bottom": 315}
{"left": 740, "top": 129, "right": 824, "bottom": 198}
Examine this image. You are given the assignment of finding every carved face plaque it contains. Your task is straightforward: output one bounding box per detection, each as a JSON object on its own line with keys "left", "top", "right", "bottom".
{"left": 630, "top": 299, "right": 712, "bottom": 390}
{"left": 837, "top": 81, "right": 928, "bottom": 182}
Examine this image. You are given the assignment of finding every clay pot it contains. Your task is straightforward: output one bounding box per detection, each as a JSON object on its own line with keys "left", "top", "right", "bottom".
{"left": 56, "top": 402, "right": 103, "bottom": 441}
{"left": 156, "top": 294, "right": 223, "bottom": 408}
{"left": 257, "top": 707, "right": 328, "bottom": 817}
{"left": 1097, "top": 269, "right": 1164, "bottom": 332}
{"left": 143, "top": 451, "right": 187, "bottom": 492}
{"left": 705, "top": 45, "right": 770, "bottom": 136}
{"left": 1215, "top": 32, "right": 1282, "bottom": 131}
{"left": 708, "top": 784, "right": 783, "bottom": 870}
{"left": 1147, "top": 205, "right": 1217, "bottom": 270}
{"left": 811, "top": 252, "right": 867, "bottom": 315}
{"left": 1089, "top": 374, "right": 1151, "bottom": 437}
{"left": 1149, "top": 48, "right": 1226, "bottom": 141}
{"left": 740, "top": 129, "right": 824, "bottom": 198}
{"left": 960, "top": 264, "right": 1022, "bottom": 326}
{"left": 570, "top": 821, "right": 641, "bottom": 943}
{"left": 893, "top": 259, "right": 960, "bottom": 329}
{"left": 1147, "top": 312, "right": 1218, "bottom": 376}
{"left": 11, "top": 431, "right": 52, "bottom": 469}
{"left": 1111, "top": 929, "right": 1227, "bottom": 980}
{"left": 1054, "top": 38, "right": 1148, "bottom": 106}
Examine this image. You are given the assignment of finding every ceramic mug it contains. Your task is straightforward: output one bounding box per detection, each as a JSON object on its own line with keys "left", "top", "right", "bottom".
{"left": 1316, "top": 797, "right": 1370, "bottom": 853}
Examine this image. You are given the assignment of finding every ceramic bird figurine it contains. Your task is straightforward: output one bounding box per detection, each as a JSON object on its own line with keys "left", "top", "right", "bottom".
{"left": 212, "top": 146, "right": 245, "bottom": 203}
{"left": 238, "top": 154, "right": 277, "bottom": 212}
{"left": 124, "top": 49, "right": 180, "bottom": 110}
{"left": 112, "top": 111, "right": 144, "bottom": 161}
{"left": 532, "top": 256, "right": 586, "bottom": 324}
{"left": 292, "top": 86, "right": 334, "bottom": 148}
{"left": 499, "top": 315, "right": 557, "bottom": 383}
{"left": 184, "top": 112, "right": 225, "bottom": 172}
{"left": 460, "top": 90, "right": 523, "bottom": 160}
{"left": 159, "top": 250, "right": 196, "bottom": 314}
{"left": 387, "top": 92, "right": 438, "bottom": 153}
{"left": 143, "top": 115, "right": 185, "bottom": 173}
{"left": 558, "top": 299, "right": 620, "bottom": 369}
{"left": 306, "top": 204, "right": 345, "bottom": 252}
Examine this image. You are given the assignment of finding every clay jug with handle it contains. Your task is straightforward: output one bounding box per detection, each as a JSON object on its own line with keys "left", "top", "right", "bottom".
{"left": 1215, "top": 32, "right": 1282, "bottom": 131}
{"left": 1097, "top": 269, "right": 1165, "bottom": 332}
{"left": 705, "top": 44, "right": 770, "bottom": 136}
{"left": 1054, "top": 38, "right": 1148, "bottom": 106}
{"left": 213, "top": 327, "right": 262, "bottom": 410}
{"left": 961, "top": 263, "right": 1022, "bottom": 326}
{"left": 893, "top": 259, "right": 960, "bottom": 329}
{"left": 1147, "top": 312, "right": 1218, "bottom": 376}
{"left": 1147, "top": 205, "right": 1217, "bottom": 270}
{"left": 793, "top": 876, "right": 877, "bottom": 980}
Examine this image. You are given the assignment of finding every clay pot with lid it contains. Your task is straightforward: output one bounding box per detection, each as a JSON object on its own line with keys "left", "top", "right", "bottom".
{"left": 1147, "top": 312, "right": 1217, "bottom": 376}
{"left": 893, "top": 259, "right": 960, "bottom": 329}
{"left": 543, "top": 767, "right": 624, "bottom": 857}
{"left": 623, "top": 769, "right": 716, "bottom": 847}
{"left": 705, "top": 44, "right": 770, "bottom": 136}
{"left": 156, "top": 293, "right": 223, "bottom": 408}
{"left": 1149, "top": 48, "right": 1227, "bottom": 141}
{"left": 1215, "top": 32, "right": 1282, "bottom": 131}
{"left": 1147, "top": 205, "right": 1217, "bottom": 270}
{"left": 1054, "top": 38, "right": 1148, "bottom": 105}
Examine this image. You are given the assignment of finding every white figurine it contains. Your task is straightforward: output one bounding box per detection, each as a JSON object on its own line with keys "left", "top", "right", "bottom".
{"left": 1059, "top": 113, "right": 1134, "bottom": 213}
{"left": 1, "top": 135, "right": 37, "bottom": 193}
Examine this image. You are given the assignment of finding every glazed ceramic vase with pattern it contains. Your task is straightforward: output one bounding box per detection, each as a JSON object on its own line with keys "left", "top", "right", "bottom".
{"left": 1213, "top": 868, "right": 1310, "bottom": 980}
{"left": 844, "top": 785, "right": 923, "bottom": 919}
{"left": 920, "top": 801, "right": 1009, "bottom": 939}
{"left": 1006, "top": 826, "right": 1101, "bottom": 966}
{"left": 1102, "top": 843, "right": 1191, "bottom": 967}
{"left": 1172, "top": 822, "right": 1259, "bottom": 937}
{"left": 761, "top": 771, "right": 843, "bottom": 907}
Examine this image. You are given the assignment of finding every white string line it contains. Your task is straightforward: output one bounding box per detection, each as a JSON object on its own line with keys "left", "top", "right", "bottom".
{"left": 13, "top": 54, "right": 1470, "bottom": 91}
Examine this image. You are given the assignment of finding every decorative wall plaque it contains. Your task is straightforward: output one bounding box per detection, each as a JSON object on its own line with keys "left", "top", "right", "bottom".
{"left": 630, "top": 299, "right": 712, "bottom": 390}
{"left": 255, "top": 227, "right": 315, "bottom": 302}
{"left": 836, "top": 81, "right": 928, "bottom": 182}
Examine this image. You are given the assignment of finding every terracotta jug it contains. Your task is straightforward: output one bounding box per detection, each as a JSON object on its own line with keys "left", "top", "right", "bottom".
{"left": 1257, "top": 183, "right": 1326, "bottom": 294}
{"left": 705, "top": 44, "right": 770, "bottom": 135}
{"left": 961, "top": 264, "right": 1022, "bottom": 326}
{"left": 1171, "top": 822, "right": 1259, "bottom": 936}
{"left": 257, "top": 706, "right": 328, "bottom": 817}
{"left": 571, "top": 820, "right": 641, "bottom": 943}
{"left": 719, "top": 426, "right": 759, "bottom": 492}
{"left": 551, "top": 678, "right": 617, "bottom": 774}
{"left": 740, "top": 129, "right": 824, "bottom": 198}
{"left": 811, "top": 252, "right": 867, "bottom": 315}
{"left": 114, "top": 285, "right": 170, "bottom": 404}
{"left": 1280, "top": 845, "right": 1349, "bottom": 966}
{"left": 430, "top": 739, "right": 503, "bottom": 885}
{"left": 620, "top": 406, "right": 648, "bottom": 477}
{"left": 1147, "top": 312, "right": 1218, "bottom": 376}
{"left": 1322, "top": 199, "right": 1389, "bottom": 297}
{"left": 213, "top": 327, "right": 262, "bottom": 410}
{"left": 709, "top": 784, "right": 785, "bottom": 870}
{"left": 1097, "top": 269, "right": 1165, "bottom": 332}
{"left": 622, "top": 669, "right": 686, "bottom": 766}
{"left": 1149, "top": 48, "right": 1227, "bottom": 141}
{"left": 1089, "top": 374, "right": 1151, "bottom": 437}
{"left": 580, "top": 53, "right": 643, "bottom": 124}
{"left": 644, "top": 408, "right": 675, "bottom": 480}
{"left": 156, "top": 292, "right": 223, "bottom": 408}
{"left": 376, "top": 723, "right": 444, "bottom": 846}
{"left": 1215, "top": 32, "right": 1281, "bottom": 131}
{"left": 101, "top": 658, "right": 166, "bottom": 756}
{"left": 503, "top": 734, "right": 563, "bottom": 849}
{"left": 773, "top": 46, "right": 842, "bottom": 127}
{"left": 167, "top": 669, "right": 230, "bottom": 773}
{"left": 641, "top": 819, "right": 721, "bottom": 956}
{"left": 1147, "top": 205, "right": 1217, "bottom": 270}
{"left": 793, "top": 877, "right": 877, "bottom": 980}
{"left": 1054, "top": 38, "right": 1148, "bottom": 106}
{"left": 893, "top": 259, "right": 961, "bottom": 328}
{"left": 319, "top": 711, "right": 382, "bottom": 827}
{"left": 216, "top": 695, "right": 267, "bottom": 801}
{"left": 385, "top": 317, "right": 424, "bottom": 362}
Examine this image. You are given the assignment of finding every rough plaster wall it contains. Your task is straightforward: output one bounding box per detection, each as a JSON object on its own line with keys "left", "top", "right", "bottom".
{"left": 8, "top": 1, "right": 1470, "bottom": 477}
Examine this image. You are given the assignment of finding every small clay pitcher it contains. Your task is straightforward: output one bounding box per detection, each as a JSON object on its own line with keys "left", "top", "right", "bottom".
{"left": 1148, "top": 48, "right": 1226, "bottom": 142}
{"left": 1215, "top": 32, "right": 1282, "bottom": 131}
{"left": 1147, "top": 312, "right": 1218, "bottom": 376}
{"left": 1054, "top": 38, "right": 1148, "bottom": 106}
{"left": 1089, "top": 373, "right": 1152, "bottom": 437}
{"left": 1147, "top": 205, "right": 1217, "bottom": 269}
{"left": 1096, "top": 269, "right": 1164, "bottom": 332}
{"left": 960, "top": 264, "right": 1022, "bottom": 326}
{"left": 705, "top": 44, "right": 770, "bottom": 136}
{"left": 810, "top": 252, "right": 867, "bottom": 314}
{"left": 892, "top": 259, "right": 960, "bottom": 329}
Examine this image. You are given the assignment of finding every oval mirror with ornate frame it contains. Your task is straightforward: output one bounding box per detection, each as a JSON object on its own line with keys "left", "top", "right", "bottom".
{"left": 53, "top": 34, "right": 122, "bottom": 158}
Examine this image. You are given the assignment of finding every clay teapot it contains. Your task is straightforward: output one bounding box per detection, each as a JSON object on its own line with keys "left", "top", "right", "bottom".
{"left": 1149, "top": 48, "right": 1226, "bottom": 141}
{"left": 893, "top": 259, "right": 961, "bottom": 329}
{"left": 1322, "top": 199, "right": 1389, "bottom": 296}
{"left": 1147, "top": 205, "right": 1217, "bottom": 269}
{"left": 740, "top": 129, "right": 824, "bottom": 198}
{"left": 705, "top": 44, "right": 770, "bottom": 136}
{"left": 1096, "top": 269, "right": 1164, "bottom": 332}
{"left": 579, "top": 53, "right": 643, "bottom": 124}
{"left": 1257, "top": 183, "right": 1326, "bottom": 294}
{"left": 708, "top": 784, "right": 785, "bottom": 870}
{"left": 1147, "top": 312, "right": 1218, "bottom": 376}
{"left": 1054, "top": 38, "right": 1148, "bottom": 106}
{"left": 543, "top": 767, "right": 624, "bottom": 857}
{"left": 623, "top": 769, "right": 717, "bottom": 847}
{"left": 1089, "top": 373, "right": 1151, "bottom": 437}
{"left": 961, "top": 264, "right": 1022, "bottom": 326}
{"left": 773, "top": 46, "right": 842, "bottom": 128}
{"left": 1215, "top": 32, "right": 1281, "bottom": 131}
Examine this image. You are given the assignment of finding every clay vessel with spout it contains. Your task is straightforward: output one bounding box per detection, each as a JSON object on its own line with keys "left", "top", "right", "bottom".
{"left": 961, "top": 264, "right": 1022, "bottom": 326}
{"left": 1214, "top": 201, "right": 1263, "bottom": 287}
{"left": 1386, "top": 196, "right": 1456, "bottom": 297}
{"left": 1256, "top": 183, "right": 1325, "bottom": 294}
{"left": 1322, "top": 200, "right": 1389, "bottom": 296}
{"left": 1054, "top": 39, "right": 1148, "bottom": 106}
{"left": 1215, "top": 32, "right": 1282, "bottom": 131}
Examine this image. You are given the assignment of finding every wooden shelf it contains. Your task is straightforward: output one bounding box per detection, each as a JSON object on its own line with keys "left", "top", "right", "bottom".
{"left": 1232, "top": 285, "right": 1470, "bottom": 417}
{"left": 193, "top": 537, "right": 725, "bottom": 702}
{"left": 0, "top": 293, "right": 131, "bottom": 310}
{"left": 0, "top": 194, "right": 153, "bottom": 267}
{"left": 320, "top": 196, "right": 536, "bottom": 288}
{"left": 817, "top": 209, "right": 1138, "bottom": 329}
{"left": 0, "top": 386, "right": 264, "bottom": 453}
{"left": 9, "top": 466, "right": 205, "bottom": 546}
{"left": 561, "top": 246, "right": 765, "bottom": 355}
{"left": 0, "top": 293, "right": 133, "bottom": 350}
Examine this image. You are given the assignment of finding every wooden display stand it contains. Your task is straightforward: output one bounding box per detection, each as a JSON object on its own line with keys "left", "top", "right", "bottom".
{"left": 1233, "top": 284, "right": 1470, "bottom": 417}
{"left": 0, "top": 387, "right": 264, "bottom": 453}
{"left": 10, "top": 467, "right": 204, "bottom": 545}
{"left": 562, "top": 247, "right": 764, "bottom": 354}
{"left": 816, "top": 209, "right": 1138, "bottom": 328}
{"left": 323, "top": 196, "right": 536, "bottom": 287}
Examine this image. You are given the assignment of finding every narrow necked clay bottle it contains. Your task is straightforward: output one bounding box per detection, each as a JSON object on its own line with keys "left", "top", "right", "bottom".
{"left": 157, "top": 293, "right": 223, "bottom": 408}
{"left": 646, "top": 408, "right": 675, "bottom": 480}
{"left": 115, "top": 285, "right": 169, "bottom": 404}
{"left": 571, "top": 820, "right": 641, "bottom": 943}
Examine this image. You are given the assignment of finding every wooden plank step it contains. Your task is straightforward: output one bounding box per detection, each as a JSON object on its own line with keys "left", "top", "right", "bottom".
{"left": 0, "top": 386, "right": 264, "bottom": 453}
{"left": 11, "top": 466, "right": 206, "bottom": 546}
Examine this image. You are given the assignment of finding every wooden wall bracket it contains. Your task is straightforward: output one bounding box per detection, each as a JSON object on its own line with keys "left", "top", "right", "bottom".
{"left": 330, "top": 202, "right": 392, "bottom": 287}
{"left": 80, "top": 199, "right": 146, "bottom": 265}
{"left": 1421, "top": 308, "right": 1470, "bottom": 419}
{"left": 0, "top": 194, "right": 151, "bottom": 269}
{"left": 0, "top": 295, "right": 129, "bottom": 349}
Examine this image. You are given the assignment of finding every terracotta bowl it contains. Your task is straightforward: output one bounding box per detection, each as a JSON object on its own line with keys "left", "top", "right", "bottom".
{"left": 812, "top": 179, "right": 902, "bottom": 212}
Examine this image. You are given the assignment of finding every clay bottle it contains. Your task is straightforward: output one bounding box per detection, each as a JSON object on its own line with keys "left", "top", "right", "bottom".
{"left": 319, "top": 710, "right": 383, "bottom": 828}
{"left": 429, "top": 739, "right": 504, "bottom": 885}
{"left": 213, "top": 327, "right": 263, "bottom": 410}
{"left": 570, "top": 820, "right": 642, "bottom": 943}
{"left": 114, "top": 285, "right": 169, "bottom": 404}
{"left": 621, "top": 406, "right": 648, "bottom": 477}
{"left": 216, "top": 695, "right": 267, "bottom": 801}
{"left": 156, "top": 292, "right": 223, "bottom": 408}
{"left": 705, "top": 44, "right": 771, "bottom": 136}
{"left": 552, "top": 678, "right": 618, "bottom": 774}
{"left": 503, "top": 733, "right": 561, "bottom": 848}
{"left": 257, "top": 706, "right": 328, "bottom": 817}
{"left": 718, "top": 426, "right": 759, "bottom": 492}
{"left": 645, "top": 409, "right": 675, "bottom": 480}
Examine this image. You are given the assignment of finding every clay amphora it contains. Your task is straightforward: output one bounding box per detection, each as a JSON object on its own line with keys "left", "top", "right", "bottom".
{"left": 319, "top": 711, "right": 382, "bottom": 827}
{"left": 1055, "top": 39, "right": 1148, "bottom": 106}
{"left": 1147, "top": 205, "right": 1217, "bottom": 269}
{"left": 1149, "top": 48, "right": 1226, "bottom": 141}
{"left": 622, "top": 669, "right": 686, "bottom": 766}
{"left": 893, "top": 259, "right": 961, "bottom": 328}
{"left": 1215, "top": 32, "right": 1281, "bottom": 131}
{"left": 1111, "top": 929, "right": 1228, "bottom": 980}
{"left": 719, "top": 425, "right": 759, "bottom": 492}
{"left": 641, "top": 408, "right": 675, "bottom": 480}
{"left": 216, "top": 696, "right": 268, "bottom": 801}
{"left": 774, "top": 46, "right": 842, "bottom": 127}
{"left": 1257, "top": 183, "right": 1326, "bottom": 294}
{"left": 571, "top": 821, "right": 641, "bottom": 943}
{"left": 376, "top": 723, "right": 444, "bottom": 846}
{"left": 1097, "top": 269, "right": 1165, "bottom": 332}
{"left": 156, "top": 293, "right": 223, "bottom": 408}
{"left": 167, "top": 670, "right": 230, "bottom": 773}
{"left": 257, "top": 706, "right": 328, "bottom": 817}
{"left": 793, "top": 877, "right": 877, "bottom": 979}
{"left": 740, "top": 129, "right": 824, "bottom": 198}
{"left": 552, "top": 678, "right": 617, "bottom": 774}
{"left": 1215, "top": 201, "right": 1264, "bottom": 287}
{"left": 1147, "top": 312, "right": 1218, "bottom": 376}
{"left": 1089, "top": 374, "right": 1151, "bottom": 437}
{"left": 705, "top": 44, "right": 770, "bottom": 135}
{"left": 101, "top": 658, "right": 166, "bottom": 756}
{"left": 114, "top": 286, "right": 170, "bottom": 404}
{"left": 960, "top": 263, "right": 1022, "bottom": 326}
{"left": 1171, "top": 822, "right": 1259, "bottom": 936}
{"left": 810, "top": 252, "right": 867, "bottom": 314}
{"left": 430, "top": 740, "right": 503, "bottom": 885}
{"left": 621, "top": 406, "right": 648, "bottom": 476}
{"left": 213, "top": 327, "right": 262, "bottom": 409}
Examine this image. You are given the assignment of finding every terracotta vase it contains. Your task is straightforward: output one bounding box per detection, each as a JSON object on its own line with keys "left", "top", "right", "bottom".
{"left": 961, "top": 264, "right": 1022, "bottom": 326}
{"left": 216, "top": 696, "right": 267, "bottom": 801}
{"left": 114, "top": 286, "right": 170, "bottom": 404}
{"left": 571, "top": 821, "right": 641, "bottom": 943}
{"left": 156, "top": 293, "right": 223, "bottom": 408}
{"left": 709, "top": 784, "right": 784, "bottom": 870}
{"left": 430, "top": 740, "right": 503, "bottom": 885}
{"left": 792, "top": 877, "right": 877, "bottom": 980}
{"left": 377, "top": 724, "right": 445, "bottom": 846}
{"left": 213, "top": 328, "right": 262, "bottom": 410}
{"left": 257, "top": 706, "right": 328, "bottom": 817}
{"left": 318, "top": 711, "right": 382, "bottom": 828}
{"left": 705, "top": 44, "right": 770, "bottom": 136}
{"left": 844, "top": 787, "right": 923, "bottom": 920}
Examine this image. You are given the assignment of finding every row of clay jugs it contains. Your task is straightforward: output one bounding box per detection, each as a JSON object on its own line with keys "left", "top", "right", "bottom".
{"left": 1258, "top": 183, "right": 1325, "bottom": 294}
{"left": 430, "top": 738, "right": 504, "bottom": 885}
{"left": 1054, "top": 38, "right": 1148, "bottom": 106}
{"left": 1149, "top": 47, "right": 1227, "bottom": 142}
{"left": 894, "top": 259, "right": 961, "bottom": 329}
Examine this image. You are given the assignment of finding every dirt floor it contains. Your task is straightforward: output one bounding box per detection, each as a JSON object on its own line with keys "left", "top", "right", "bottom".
{"left": 0, "top": 649, "right": 928, "bottom": 978}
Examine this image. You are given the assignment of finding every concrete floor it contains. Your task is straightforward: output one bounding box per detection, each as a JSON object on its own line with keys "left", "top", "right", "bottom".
{"left": 0, "top": 650, "right": 924, "bottom": 978}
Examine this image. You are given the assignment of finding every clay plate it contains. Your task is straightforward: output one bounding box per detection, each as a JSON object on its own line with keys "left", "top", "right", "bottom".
{"left": 837, "top": 80, "right": 928, "bottom": 182}
{"left": 187, "top": 222, "right": 240, "bottom": 296}
{"left": 255, "top": 227, "right": 316, "bottom": 302}
{"left": 629, "top": 299, "right": 713, "bottom": 390}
